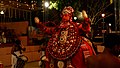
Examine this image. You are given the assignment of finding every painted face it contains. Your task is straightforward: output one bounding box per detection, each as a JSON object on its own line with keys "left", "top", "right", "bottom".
{"left": 61, "top": 6, "right": 74, "bottom": 22}
{"left": 62, "top": 14, "right": 71, "bottom": 21}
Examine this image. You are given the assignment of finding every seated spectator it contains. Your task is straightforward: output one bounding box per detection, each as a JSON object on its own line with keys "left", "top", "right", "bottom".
{"left": 86, "top": 33, "right": 120, "bottom": 68}
{"left": 11, "top": 39, "right": 26, "bottom": 68}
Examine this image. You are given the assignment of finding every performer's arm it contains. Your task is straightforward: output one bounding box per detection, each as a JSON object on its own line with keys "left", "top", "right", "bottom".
{"left": 34, "top": 17, "right": 55, "bottom": 34}
{"left": 79, "top": 10, "right": 91, "bottom": 34}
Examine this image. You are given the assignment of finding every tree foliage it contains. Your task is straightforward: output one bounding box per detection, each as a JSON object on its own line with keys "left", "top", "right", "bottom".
{"left": 48, "top": 0, "right": 113, "bottom": 25}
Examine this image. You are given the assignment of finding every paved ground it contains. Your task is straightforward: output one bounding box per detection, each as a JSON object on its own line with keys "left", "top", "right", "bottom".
{"left": 4, "top": 61, "right": 40, "bottom": 68}
{"left": 24, "top": 61, "right": 40, "bottom": 68}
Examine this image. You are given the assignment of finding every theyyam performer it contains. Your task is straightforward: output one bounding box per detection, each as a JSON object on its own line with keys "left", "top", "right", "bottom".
{"left": 35, "top": 6, "right": 96, "bottom": 68}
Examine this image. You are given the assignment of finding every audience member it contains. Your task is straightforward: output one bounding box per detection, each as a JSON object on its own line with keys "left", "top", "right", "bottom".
{"left": 86, "top": 33, "right": 120, "bottom": 68}
{"left": 11, "top": 39, "right": 26, "bottom": 68}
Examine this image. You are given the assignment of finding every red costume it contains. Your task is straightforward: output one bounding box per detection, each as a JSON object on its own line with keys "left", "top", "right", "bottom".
{"left": 36, "top": 6, "right": 96, "bottom": 68}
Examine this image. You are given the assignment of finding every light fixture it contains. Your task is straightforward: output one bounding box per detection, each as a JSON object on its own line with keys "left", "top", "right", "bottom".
{"left": 0, "top": 10, "right": 4, "bottom": 14}
{"left": 109, "top": 23, "right": 111, "bottom": 26}
{"left": 0, "top": 3, "right": 5, "bottom": 14}
{"left": 101, "top": 13, "right": 105, "bottom": 18}
{"left": 44, "top": 2, "right": 49, "bottom": 7}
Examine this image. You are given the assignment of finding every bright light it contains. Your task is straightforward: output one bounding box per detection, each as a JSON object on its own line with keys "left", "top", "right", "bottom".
{"left": 74, "top": 17, "right": 77, "bottom": 20}
{"left": 77, "top": 23, "right": 80, "bottom": 25}
{"left": 45, "top": 2, "right": 49, "bottom": 7}
{"left": 97, "top": 34, "right": 100, "bottom": 35}
{"left": 118, "top": 54, "right": 120, "bottom": 58}
{"left": 0, "top": 11, "right": 4, "bottom": 14}
{"left": 109, "top": 23, "right": 111, "bottom": 26}
{"left": 101, "top": 14, "right": 105, "bottom": 18}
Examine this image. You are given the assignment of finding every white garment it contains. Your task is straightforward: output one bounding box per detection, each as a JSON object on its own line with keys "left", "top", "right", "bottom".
{"left": 41, "top": 51, "right": 45, "bottom": 56}
{"left": 11, "top": 51, "right": 22, "bottom": 68}
{"left": 38, "top": 51, "right": 45, "bottom": 66}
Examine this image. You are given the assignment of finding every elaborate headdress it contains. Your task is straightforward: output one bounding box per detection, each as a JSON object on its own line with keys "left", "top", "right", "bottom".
{"left": 61, "top": 6, "right": 74, "bottom": 16}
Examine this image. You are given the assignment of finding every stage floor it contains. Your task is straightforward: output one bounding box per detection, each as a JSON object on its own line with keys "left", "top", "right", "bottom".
{"left": 4, "top": 61, "right": 40, "bottom": 68}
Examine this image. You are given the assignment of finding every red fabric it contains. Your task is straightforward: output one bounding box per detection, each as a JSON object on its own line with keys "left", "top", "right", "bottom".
{"left": 0, "top": 63, "right": 3, "bottom": 68}
{"left": 71, "top": 37, "right": 95, "bottom": 68}
{"left": 45, "top": 39, "right": 95, "bottom": 68}
{"left": 78, "top": 18, "right": 91, "bottom": 34}
{"left": 45, "top": 48, "right": 50, "bottom": 68}
{"left": 82, "top": 39, "right": 96, "bottom": 55}
{"left": 36, "top": 23, "right": 56, "bottom": 34}
{"left": 72, "top": 48, "right": 87, "bottom": 68}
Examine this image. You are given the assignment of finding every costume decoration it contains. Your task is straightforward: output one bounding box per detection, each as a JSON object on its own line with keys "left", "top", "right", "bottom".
{"left": 47, "top": 21, "right": 81, "bottom": 60}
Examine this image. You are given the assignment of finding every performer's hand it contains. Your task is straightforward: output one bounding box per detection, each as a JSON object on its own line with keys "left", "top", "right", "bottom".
{"left": 82, "top": 10, "right": 88, "bottom": 18}
{"left": 41, "top": 56, "right": 49, "bottom": 61}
